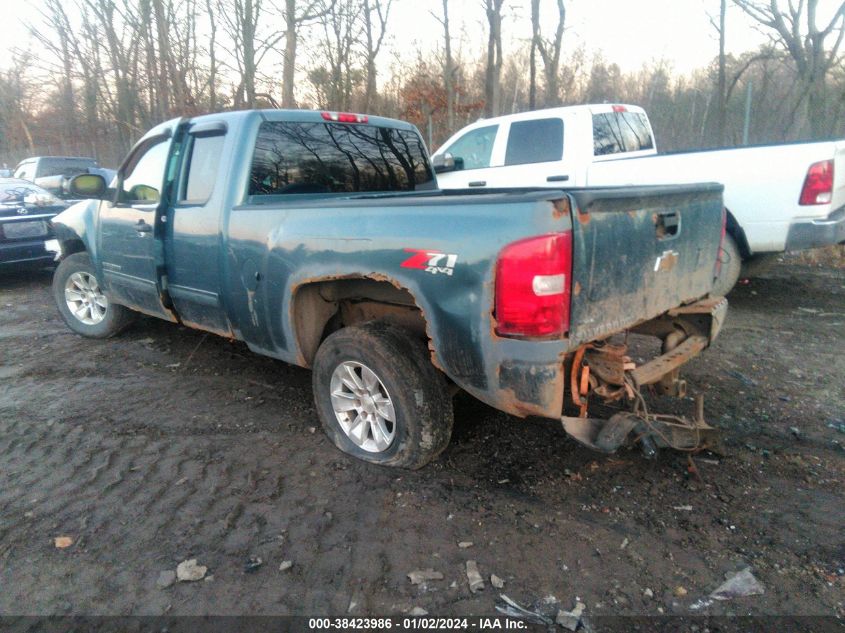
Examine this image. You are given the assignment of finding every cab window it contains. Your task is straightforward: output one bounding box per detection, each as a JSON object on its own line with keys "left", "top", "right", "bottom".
{"left": 593, "top": 111, "right": 654, "bottom": 156}
{"left": 120, "top": 140, "right": 170, "bottom": 203}
{"left": 441, "top": 125, "right": 498, "bottom": 170}
{"left": 505, "top": 118, "right": 563, "bottom": 165}
{"left": 180, "top": 134, "right": 225, "bottom": 203}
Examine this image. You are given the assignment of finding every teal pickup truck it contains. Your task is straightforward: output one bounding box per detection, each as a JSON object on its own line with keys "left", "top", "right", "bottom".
{"left": 49, "top": 109, "right": 727, "bottom": 468}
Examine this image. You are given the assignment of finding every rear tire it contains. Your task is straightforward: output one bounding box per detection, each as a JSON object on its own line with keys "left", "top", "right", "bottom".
{"left": 712, "top": 234, "right": 742, "bottom": 296}
{"left": 312, "top": 321, "right": 453, "bottom": 469}
{"left": 53, "top": 252, "right": 134, "bottom": 338}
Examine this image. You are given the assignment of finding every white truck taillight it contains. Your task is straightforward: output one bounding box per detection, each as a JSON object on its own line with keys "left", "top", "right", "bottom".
{"left": 799, "top": 160, "right": 834, "bottom": 205}
{"left": 495, "top": 232, "right": 573, "bottom": 338}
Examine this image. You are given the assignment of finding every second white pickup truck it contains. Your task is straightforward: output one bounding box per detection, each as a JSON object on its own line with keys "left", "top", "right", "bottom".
{"left": 433, "top": 104, "right": 845, "bottom": 293}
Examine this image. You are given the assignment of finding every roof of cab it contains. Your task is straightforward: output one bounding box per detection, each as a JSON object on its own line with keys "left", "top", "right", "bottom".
{"left": 443, "top": 103, "right": 647, "bottom": 132}
{"left": 179, "top": 108, "right": 419, "bottom": 133}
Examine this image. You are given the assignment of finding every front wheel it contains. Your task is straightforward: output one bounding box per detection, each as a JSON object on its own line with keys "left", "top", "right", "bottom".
{"left": 312, "top": 321, "right": 453, "bottom": 469}
{"left": 52, "top": 252, "right": 134, "bottom": 338}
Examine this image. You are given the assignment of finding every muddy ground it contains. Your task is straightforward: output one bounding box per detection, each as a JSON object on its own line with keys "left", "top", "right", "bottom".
{"left": 0, "top": 261, "right": 843, "bottom": 622}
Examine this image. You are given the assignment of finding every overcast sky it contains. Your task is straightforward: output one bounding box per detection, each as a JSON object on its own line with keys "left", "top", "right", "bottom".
{"left": 2, "top": 0, "right": 775, "bottom": 76}
{"left": 387, "top": 0, "right": 768, "bottom": 75}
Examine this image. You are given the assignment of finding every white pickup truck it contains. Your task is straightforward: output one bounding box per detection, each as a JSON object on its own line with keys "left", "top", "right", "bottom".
{"left": 432, "top": 104, "right": 845, "bottom": 293}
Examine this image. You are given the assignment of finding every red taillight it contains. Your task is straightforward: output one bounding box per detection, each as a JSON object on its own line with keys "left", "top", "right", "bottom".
{"left": 612, "top": 105, "right": 627, "bottom": 113}
{"left": 495, "top": 232, "right": 572, "bottom": 338}
{"left": 799, "top": 160, "right": 833, "bottom": 205}
{"left": 321, "top": 111, "right": 369, "bottom": 124}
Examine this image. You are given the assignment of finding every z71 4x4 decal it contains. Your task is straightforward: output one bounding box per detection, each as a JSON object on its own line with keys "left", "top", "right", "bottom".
{"left": 401, "top": 248, "right": 458, "bottom": 276}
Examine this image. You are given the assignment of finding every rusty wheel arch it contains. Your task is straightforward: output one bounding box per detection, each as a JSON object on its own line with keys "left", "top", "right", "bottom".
{"left": 290, "top": 274, "right": 433, "bottom": 368}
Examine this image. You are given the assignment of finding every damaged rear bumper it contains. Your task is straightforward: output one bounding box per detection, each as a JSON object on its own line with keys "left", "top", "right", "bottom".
{"left": 483, "top": 296, "right": 727, "bottom": 422}
{"left": 560, "top": 296, "right": 728, "bottom": 454}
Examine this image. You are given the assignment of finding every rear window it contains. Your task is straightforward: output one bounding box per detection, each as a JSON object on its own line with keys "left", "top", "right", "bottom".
{"left": 36, "top": 158, "right": 97, "bottom": 179}
{"left": 249, "top": 121, "right": 435, "bottom": 195}
{"left": 593, "top": 112, "right": 654, "bottom": 156}
{"left": 505, "top": 118, "right": 563, "bottom": 165}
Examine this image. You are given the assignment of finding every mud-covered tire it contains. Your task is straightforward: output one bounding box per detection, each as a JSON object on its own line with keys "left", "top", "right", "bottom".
{"left": 312, "top": 321, "right": 453, "bottom": 469}
{"left": 53, "top": 252, "right": 134, "bottom": 338}
{"left": 712, "top": 234, "right": 742, "bottom": 296}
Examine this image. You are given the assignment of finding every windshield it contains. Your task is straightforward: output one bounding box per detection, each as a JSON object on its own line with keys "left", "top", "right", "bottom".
{"left": 0, "top": 182, "right": 63, "bottom": 206}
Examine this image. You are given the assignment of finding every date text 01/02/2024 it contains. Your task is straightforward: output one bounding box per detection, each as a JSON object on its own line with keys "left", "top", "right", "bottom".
{"left": 307, "top": 617, "right": 529, "bottom": 630}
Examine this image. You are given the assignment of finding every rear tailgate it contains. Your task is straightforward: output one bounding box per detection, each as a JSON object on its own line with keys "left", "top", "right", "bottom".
{"left": 567, "top": 183, "right": 724, "bottom": 346}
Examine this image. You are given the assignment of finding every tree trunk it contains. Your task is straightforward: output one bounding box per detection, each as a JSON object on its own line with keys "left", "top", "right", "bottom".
{"left": 484, "top": 0, "right": 503, "bottom": 117}
{"left": 529, "top": 0, "right": 539, "bottom": 109}
{"left": 442, "top": 0, "right": 455, "bottom": 131}
{"left": 536, "top": 0, "right": 565, "bottom": 106}
{"left": 717, "top": 0, "right": 727, "bottom": 145}
{"left": 206, "top": 0, "right": 218, "bottom": 110}
{"left": 152, "top": 0, "right": 173, "bottom": 117}
{"left": 243, "top": 0, "right": 257, "bottom": 108}
{"left": 283, "top": 0, "right": 297, "bottom": 107}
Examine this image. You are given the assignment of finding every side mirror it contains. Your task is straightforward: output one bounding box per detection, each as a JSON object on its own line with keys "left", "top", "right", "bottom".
{"left": 432, "top": 153, "right": 464, "bottom": 174}
{"left": 69, "top": 173, "right": 107, "bottom": 199}
{"left": 128, "top": 184, "right": 160, "bottom": 202}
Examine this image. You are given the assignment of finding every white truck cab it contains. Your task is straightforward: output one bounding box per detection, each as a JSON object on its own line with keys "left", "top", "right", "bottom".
{"left": 434, "top": 104, "right": 657, "bottom": 190}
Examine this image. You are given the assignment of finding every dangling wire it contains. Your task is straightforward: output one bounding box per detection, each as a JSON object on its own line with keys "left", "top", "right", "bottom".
{"left": 624, "top": 374, "right": 703, "bottom": 452}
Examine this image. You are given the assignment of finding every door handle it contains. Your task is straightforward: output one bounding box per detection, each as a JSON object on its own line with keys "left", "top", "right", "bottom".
{"left": 655, "top": 211, "right": 679, "bottom": 238}
{"left": 546, "top": 175, "right": 569, "bottom": 182}
{"left": 468, "top": 181, "right": 487, "bottom": 187}
{"left": 135, "top": 219, "right": 152, "bottom": 233}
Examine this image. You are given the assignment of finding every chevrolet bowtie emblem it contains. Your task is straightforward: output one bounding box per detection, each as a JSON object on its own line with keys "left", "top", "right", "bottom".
{"left": 654, "top": 249, "right": 679, "bottom": 272}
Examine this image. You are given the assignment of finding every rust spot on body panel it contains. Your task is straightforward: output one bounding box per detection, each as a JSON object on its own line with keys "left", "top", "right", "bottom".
{"left": 552, "top": 197, "right": 571, "bottom": 220}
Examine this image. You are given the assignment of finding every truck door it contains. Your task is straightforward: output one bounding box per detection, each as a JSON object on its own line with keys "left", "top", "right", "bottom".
{"left": 163, "top": 121, "right": 232, "bottom": 335}
{"left": 493, "top": 116, "right": 572, "bottom": 187}
{"left": 97, "top": 126, "right": 178, "bottom": 320}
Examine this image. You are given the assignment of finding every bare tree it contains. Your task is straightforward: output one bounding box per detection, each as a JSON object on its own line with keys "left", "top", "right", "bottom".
{"left": 529, "top": 0, "right": 538, "bottom": 109}
{"left": 734, "top": 0, "right": 845, "bottom": 137}
{"left": 282, "top": 0, "right": 332, "bottom": 107}
{"left": 484, "top": 0, "right": 504, "bottom": 117}
{"left": 313, "top": 0, "right": 363, "bottom": 110}
{"left": 705, "top": 0, "right": 729, "bottom": 144}
{"left": 532, "top": 0, "right": 566, "bottom": 106}
{"left": 206, "top": 0, "right": 219, "bottom": 110}
{"left": 717, "top": 0, "right": 727, "bottom": 143}
{"left": 432, "top": 0, "right": 456, "bottom": 130}
{"left": 0, "top": 56, "right": 37, "bottom": 155}
{"left": 362, "top": 0, "right": 392, "bottom": 111}
{"left": 218, "top": 0, "right": 285, "bottom": 108}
